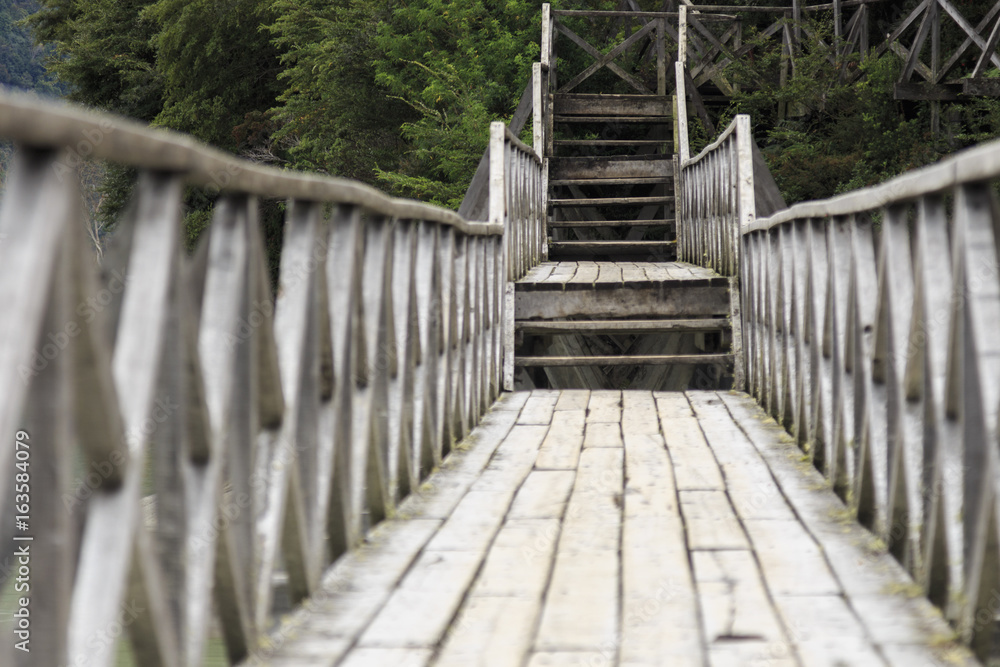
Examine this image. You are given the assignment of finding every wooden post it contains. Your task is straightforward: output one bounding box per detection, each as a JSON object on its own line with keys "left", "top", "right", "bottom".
{"left": 678, "top": 5, "right": 688, "bottom": 67}
{"left": 541, "top": 3, "right": 552, "bottom": 71}
{"left": 675, "top": 61, "right": 690, "bottom": 163}
{"left": 532, "top": 63, "right": 543, "bottom": 155}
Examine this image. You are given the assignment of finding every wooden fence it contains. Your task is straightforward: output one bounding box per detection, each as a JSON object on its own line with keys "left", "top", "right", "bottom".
{"left": 743, "top": 135, "right": 1000, "bottom": 660}
{"left": 0, "top": 89, "right": 541, "bottom": 666}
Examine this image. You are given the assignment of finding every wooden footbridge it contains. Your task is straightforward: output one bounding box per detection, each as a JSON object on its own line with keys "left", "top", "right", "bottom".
{"left": 4, "top": 2, "right": 1000, "bottom": 666}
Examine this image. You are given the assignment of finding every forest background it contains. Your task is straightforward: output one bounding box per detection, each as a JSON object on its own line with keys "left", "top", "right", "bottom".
{"left": 3, "top": 0, "right": 1000, "bottom": 251}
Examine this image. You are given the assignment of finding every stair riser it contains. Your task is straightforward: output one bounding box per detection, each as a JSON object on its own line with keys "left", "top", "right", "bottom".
{"left": 554, "top": 94, "right": 672, "bottom": 116}
{"left": 516, "top": 285, "right": 730, "bottom": 320}
{"left": 550, "top": 157, "right": 674, "bottom": 180}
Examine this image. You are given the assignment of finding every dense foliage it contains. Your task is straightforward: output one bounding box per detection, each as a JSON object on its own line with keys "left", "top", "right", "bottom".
{"left": 10, "top": 0, "right": 1000, "bottom": 212}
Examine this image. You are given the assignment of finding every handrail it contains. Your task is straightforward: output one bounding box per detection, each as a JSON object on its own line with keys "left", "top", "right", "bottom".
{"left": 0, "top": 91, "right": 499, "bottom": 237}
{"left": 741, "top": 121, "right": 1000, "bottom": 660}
{"left": 751, "top": 132, "right": 1000, "bottom": 231}
{"left": 0, "top": 87, "right": 540, "bottom": 665}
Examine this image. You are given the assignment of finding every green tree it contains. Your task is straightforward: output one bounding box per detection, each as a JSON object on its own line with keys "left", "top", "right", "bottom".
{"left": 268, "top": 0, "right": 412, "bottom": 184}
{"left": 370, "top": 0, "right": 543, "bottom": 207}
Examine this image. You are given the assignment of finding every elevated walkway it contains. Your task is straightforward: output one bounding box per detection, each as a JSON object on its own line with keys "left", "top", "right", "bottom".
{"left": 262, "top": 391, "right": 975, "bottom": 667}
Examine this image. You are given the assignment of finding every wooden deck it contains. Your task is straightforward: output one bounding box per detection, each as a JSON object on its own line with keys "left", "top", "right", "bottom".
{"left": 518, "top": 261, "right": 727, "bottom": 288}
{"left": 257, "top": 391, "right": 977, "bottom": 667}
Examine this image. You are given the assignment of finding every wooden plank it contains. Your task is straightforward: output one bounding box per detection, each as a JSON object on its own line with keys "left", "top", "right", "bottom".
{"left": 655, "top": 391, "right": 694, "bottom": 418}
{"left": 424, "top": 490, "right": 517, "bottom": 553}
{"left": 566, "top": 262, "right": 600, "bottom": 284}
{"left": 587, "top": 390, "right": 622, "bottom": 422}
{"left": 621, "top": 514, "right": 703, "bottom": 666}
{"left": 434, "top": 597, "right": 539, "bottom": 667}
{"left": 516, "top": 319, "right": 729, "bottom": 334}
{"left": 549, "top": 156, "right": 674, "bottom": 180}
{"left": 527, "top": 653, "right": 612, "bottom": 667}
{"left": 661, "top": 416, "right": 725, "bottom": 490}
{"left": 520, "top": 263, "right": 558, "bottom": 283}
{"left": 596, "top": 262, "right": 623, "bottom": 284}
{"left": 515, "top": 354, "right": 734, "bottom": 367}
{"left": 548, "top": 218, "right": 675, "bottom": 228}
{"left": 515, "top": 285, "right": 731, "bottom": 320}
{"left": 584, "top": 421, "right": 624, "bottom": 448}
{"left": 473, "top": 519, "right": 560, "bottom": 597}
{"left": 517, "top": 391, "right": 559, "bottom": 425}
{"left": 534, "top": 550, "right": 619, "bottom": 651}
{"left": 535, "top": 409, "right": 586, "bottom": 470}
{"left": 340, "top": 648, "right": 432, "bottom": 667}
{"left": 623, "top": 432, "right": 677, "bottom": 519}
{"left": 688, "top": 392, "right": 795, "bottom": 520}
{"left": 550, "top": 195, "right": 674, "bottom": 206}
{"left": 679, "top": 490, "right": 749, "bottom": 550}
{"left": 508, "top": 471, "right": 576, "bottom": 519}
{"left": 261, "top": 518, "right": 442, "bottom": 662}
{"left": 554, "top": 390, "right": 590, "bottom": 410}
{"left": 743, "top": 519, "right": 839, "bottom": 596}
{"left": 553, "top": 93, "right": 673, "bottom": 116}
{"left": 622, "top": 390, "right": 659, "bottom": 436}
{"left": 692, "top": 550, "right": 786, "bottom": 645}
{"left": 359, "top": 550, "right": 485, "bottom": 647}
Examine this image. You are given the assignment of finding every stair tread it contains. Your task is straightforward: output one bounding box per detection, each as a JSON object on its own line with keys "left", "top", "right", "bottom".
{"left": 554, "top": 115, "right": 672, "bottom": 123}
{"left": 551, "top": 177, "right": 669, "bottom": 186}
{"left": 550, "top": 196, "right": 674, "bottom": 206}
{"left": 515, "top": 354, "right": 733, "bottom": 367}
{"left": 516, "top": 319, "right": 730, "bottom": 333}
{"left": 548, "top": 219, "right": 674, "bottom": 228}
{"left": 555, "top": 139, "right": 672, "bottom": 146}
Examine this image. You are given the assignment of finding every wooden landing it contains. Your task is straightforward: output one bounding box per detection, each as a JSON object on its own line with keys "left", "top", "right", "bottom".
{"left": 518, "top": 260, "right": 726, "bottom": 289}
{"left": 259, "top": 391, "right": 977, "bottom": 667}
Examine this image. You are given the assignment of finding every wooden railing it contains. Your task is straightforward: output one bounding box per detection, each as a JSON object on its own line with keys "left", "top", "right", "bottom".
{"left": 676, "top": 110, "right": 755, "bottom": 278}
{"left": 490, "top": 122, "right": 546, "bottom": 391}
{"left": 0, "top": 89, "right": 540, "bottom": 665}
{"left": 744, "top": 137, "right": 1000, "bottom": 660}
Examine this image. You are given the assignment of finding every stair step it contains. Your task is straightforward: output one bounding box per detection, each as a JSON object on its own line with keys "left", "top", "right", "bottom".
{"left": 548, "top": 219, "right": 674, "bottom": 228}
{"left": 554, "top": 115, "right": 672, "bottom": 123}
{"left": 515, "top": 354, "right": 733, "bottom": 367}
{"left": 551, "top": 177, "right": 668, "bottom": 187}
{"left": 516, "top": 319, "right": 730, "bottom": 334}
{"left": 553, "top": 93, "right": 673, "bottom": 116}
{"left": 550, "top": 156, "right": 673, "bottom": 180}
{"left": 550, "top": 196, "right": 673, "bottom": 206}
{"left": 555, "top": 139, "right": 672, "bottom": 147}
{"left": 547, "top": 241, "right": 677, "bottom": 258}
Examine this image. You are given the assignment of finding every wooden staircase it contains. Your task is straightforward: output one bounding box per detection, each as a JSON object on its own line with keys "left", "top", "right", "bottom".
{"left": 547, "top": 93, "right": 676, "bottom": 262}
{"left": 512, "top": 93, "right": 735, "bottom": 390}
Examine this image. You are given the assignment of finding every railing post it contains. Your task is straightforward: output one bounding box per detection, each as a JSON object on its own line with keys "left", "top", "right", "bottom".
{"left": 489, "top": 122, "right": 515, "bottom": 391}
{"left": 532, "top": 62, "right": 544, "bottom": 156}
{"left": 675, "top": 61, "right": 690, "bottom": 164}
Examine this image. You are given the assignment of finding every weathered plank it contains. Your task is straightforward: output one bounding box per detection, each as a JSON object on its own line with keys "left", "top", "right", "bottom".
{"left": 535, "top": 409, "right": 586, "bottom": 470}
{"left": 515, "top": 284, "right": 730, "bottom": 319}
{"left": 587, "top": 390, "right": 622, "bottom": 422}
{"left": 743, "top": 519, "right": 840, "bottom": 596}
{"left": 472, "top": 519, "right": 560, "bottom": 598}
{"left": 583, "top": 421, "right": 624, "bottom": 448}
{"left": 693, "top": 550, "right": 786, "bottom": 644}
{"left": 435, "top": 597, "right": 540, "bottom": 667}
{"left": 660, "top": 416, "right": 725, "bottom": 491}
{"left": 508, "top": 471, "right": 576, "bottom": 519}
{"left": 517, "top": 391, "right": 559, "bottom": 425}
{"left": 554, "top": 389, "right": 590, "bottom": 410}
{"left": 679, "top": 490, "right": 749, "bottom": 550}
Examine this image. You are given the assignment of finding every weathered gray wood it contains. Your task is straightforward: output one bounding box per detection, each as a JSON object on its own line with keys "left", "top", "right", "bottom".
{"left": 680, "top": 490, "right": 749, "bottom": 550}
{"left": 535, "top": 409, "right": 586, "bottom": 470}
{"left": 549, "top": 155, "right": 674, "bottom": 180}
{"left": 517, "top": 319, "right": 729, "bottom": 334}
{"left": 515, "top": 284, "right": 731, "bottom": 319}
{"left": 516, "top": 354, "right": 733, "bottom": 367}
